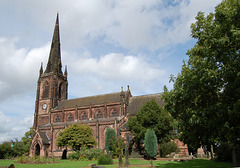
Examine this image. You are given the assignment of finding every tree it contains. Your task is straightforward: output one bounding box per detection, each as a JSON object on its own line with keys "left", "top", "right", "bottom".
{"left": 56, "top": 123, "right": 97, "bottom": 150}
{"left": 21, "top": 127, "right": 33, "bottom": 155}
{"left": 105, "top": 128, "right": 116, "bottom": 152}
{"left": 0, "top": 142, "right": 12, "bottom": 159}
{"left": 11, "top": 139, "right": 25, "bottom": 157}
{"left": 111, "top": 137, "right": 125, "bottom": 157}
{"left": 127, "top": 99, "right": 174, "bottom": 154}
{"left": 144, "top": 129, "right": 158, "bottom": 167}
{"left": 162, "top": 0, "right": 240, "bottom": 165}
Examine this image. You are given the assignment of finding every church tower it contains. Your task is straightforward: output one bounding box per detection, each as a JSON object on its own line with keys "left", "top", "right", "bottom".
{"left": 34, "top": 13, "right": 68, "bottom": 128}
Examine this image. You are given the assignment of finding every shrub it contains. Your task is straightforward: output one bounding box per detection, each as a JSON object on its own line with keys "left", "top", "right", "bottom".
{"left": 80, "top": 148, "right": 103, "bottom": 160}
{"left": 159, "top": 141, "right": 178, "bottom": 157}
{"left": 68, "top": 148, "right": 104, "bottom": 161}
{"left": 97, "top": 154, "right": 113, "bottom": 165}
{"left": 68, "top": 150, "right": 80, "bottom": 160}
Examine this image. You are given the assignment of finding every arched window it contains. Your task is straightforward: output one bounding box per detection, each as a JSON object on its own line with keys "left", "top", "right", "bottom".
{"left": 68, "top": 114, "right": 74, "bottom": 121}
{"left": 82, "top": 113, "right": 87, "bottom": 120}
{"left": 59, "top": 82, "right": 63, "bottom": 99}
{"left": 111, "top": 109, "right": 117, "bottom": 117}
{"left": 42, "top": 82, "right": 49, "bottom": 99}
{"left": 35, "top": 143, "right": 40, "bottom": 156}
{"left": 96, "top": 111, "right": 102, "bottom": 119}
{"left": 55, "top": 115, "right": 61, "bottom": 122}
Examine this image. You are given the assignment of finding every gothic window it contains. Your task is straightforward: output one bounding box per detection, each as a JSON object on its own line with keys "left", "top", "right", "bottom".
{"left": 82, "top": 113, "right": 87, "bottom": 120}
{"left": 42, "top": 82, "right": 49, "bottom": 99}
{"left": 68, "top": 114, "right": 74, "bottom": 121}
{"left": 111, "top": 109, "right": 117, "bottom": 117}
{"left": 58, "top": 82, "right": 62, "bottom": 99}
{"left": 35, "top": 143, "right": 40, "bottom": 156}
{"left": 96, "top": 111, "right": 102, "bottom": 119}
{"left": 55, "top": 115, "right": 61, "bottom": 122}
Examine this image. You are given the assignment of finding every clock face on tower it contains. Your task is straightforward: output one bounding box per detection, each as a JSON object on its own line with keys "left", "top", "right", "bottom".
{"left": 42, "top": 103, "right": 47, "bottom": 110}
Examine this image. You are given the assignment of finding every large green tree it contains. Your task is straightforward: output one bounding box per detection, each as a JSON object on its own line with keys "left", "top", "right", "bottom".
{"left": 162, "top": 0, "right": 240, "bottom": 165}
{"left": 57, "top": 123, "right": 97, "bottom": 150}
{"left": 127, "top": 99, "right": 174, "bottom": 153}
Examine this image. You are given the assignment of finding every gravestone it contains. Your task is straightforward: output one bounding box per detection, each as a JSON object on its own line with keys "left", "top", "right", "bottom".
{"left": 125, "top": 143, "right": 129, "bottom": 167}
{"left": 119, "top": 154, "right": 124, "bottom": 167}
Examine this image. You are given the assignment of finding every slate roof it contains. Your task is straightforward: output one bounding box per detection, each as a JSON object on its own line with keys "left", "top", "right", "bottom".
{"left": 39, "top": 132, "right": 50, "bottom": 144}
{"left": 54, "top": 91, "right": 127, "bottom": 110}
{"left": 127, "top": 93, "right": 164, "bottom": 116}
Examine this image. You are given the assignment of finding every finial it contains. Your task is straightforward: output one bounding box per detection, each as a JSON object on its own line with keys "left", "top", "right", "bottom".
{"left": 127, "top": 85, "right": 130, "bottom": 91}
{"left": 121, "top": 87, "right": 123, "bottom": 92}
{"left": 39, "top": 62, "right": 43, "bottom": 76}
{"left": 64, "top": 65, "right": 68, "bottom": 77}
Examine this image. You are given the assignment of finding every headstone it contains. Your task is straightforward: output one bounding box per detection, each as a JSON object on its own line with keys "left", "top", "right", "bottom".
{"left": 119, "top": 154, "right": 124, "bottom": 167}
{"left": 125, "top": 144, "right": 129, "bottom": 167}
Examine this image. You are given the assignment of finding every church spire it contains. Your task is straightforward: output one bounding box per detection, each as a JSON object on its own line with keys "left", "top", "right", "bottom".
{"left": 45, "top": 13, "right": 63, "bottom": 75}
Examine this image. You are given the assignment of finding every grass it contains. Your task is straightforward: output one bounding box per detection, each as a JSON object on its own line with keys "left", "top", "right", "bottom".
{"left": 0, "top": 158, "right": 232, "bottom": 168}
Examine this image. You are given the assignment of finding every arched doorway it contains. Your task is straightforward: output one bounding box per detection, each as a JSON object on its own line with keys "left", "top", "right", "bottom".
{"left": 62, "top": 149, "right": 67, "bottom": 159}
{"left": 35, "top": 144, "right": 40, "bottom": 156}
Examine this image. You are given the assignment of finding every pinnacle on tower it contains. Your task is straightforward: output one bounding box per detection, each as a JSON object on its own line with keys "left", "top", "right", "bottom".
{"left": 45, "top": 13, "right": 63, "bottom": 74}
{"left": 64, "top": 65, "right": 68, "bottom": 78}
{"left": 39, "top": 62, "right": 43, "bottom": 76}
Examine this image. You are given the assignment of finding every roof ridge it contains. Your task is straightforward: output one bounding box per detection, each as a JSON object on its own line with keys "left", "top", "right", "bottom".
{"left": 131, "top": 93, "right": 162, "bottom": 98}
{"left": 64, "top": 91, "right": 127, "bottom": 101}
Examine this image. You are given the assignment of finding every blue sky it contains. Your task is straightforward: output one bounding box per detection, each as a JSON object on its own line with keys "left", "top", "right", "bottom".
{"left": 0, "top": 0, "right": 222, "bottom": 142}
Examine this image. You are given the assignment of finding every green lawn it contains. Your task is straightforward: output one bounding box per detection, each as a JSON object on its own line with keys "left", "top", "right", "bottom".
{"left": 0, "top": 158, "right": 232, "bottom": 168}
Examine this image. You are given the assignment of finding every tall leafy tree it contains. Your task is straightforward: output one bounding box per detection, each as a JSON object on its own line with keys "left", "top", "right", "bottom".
{"left": 144, "top": 129, "right": 158, "bottom": 167}
{"left": 21, "top": 127, "right": 33, "bottom": 155}
{"left": 0, "top": 142, "right": 12, "bottom": 159}
{"left": 57, "top": 123, "right": 97, "bottom": 150}
{"left": 127, "top": 99, "right": 174, "bottom": 153}
{"left": 105, "top": 128, "right": 116, "bottom": 152}
{"left": 162, "top": 0, "right": 240, "bottom": 165}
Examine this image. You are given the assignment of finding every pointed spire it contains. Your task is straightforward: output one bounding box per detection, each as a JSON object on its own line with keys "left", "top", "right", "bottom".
{"left": 45, "top": 13, "right": 63, "bottom": 75}
{"left": 39, "top": 62, "right": 43, "bottom": 76}
{"left": 64, "top": 65, "right": 68, "bottom": 78}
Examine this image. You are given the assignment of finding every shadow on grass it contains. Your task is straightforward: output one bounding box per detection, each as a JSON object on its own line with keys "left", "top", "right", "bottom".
{"left": 156, "top": 159, "right": 232, "bottom": 168}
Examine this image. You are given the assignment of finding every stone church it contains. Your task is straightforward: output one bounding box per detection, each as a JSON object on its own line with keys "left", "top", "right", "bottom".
{"left": 29, "top": 14, "right": 188, "bottom": 158}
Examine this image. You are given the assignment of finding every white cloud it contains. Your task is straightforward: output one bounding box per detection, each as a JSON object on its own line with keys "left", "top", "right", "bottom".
{"left": 1, "top": 0, "right": 222, "bottom": 51}
{"left": 0, "top": 111, "right": 33, "bottom": 143}
{"left": 64, "top": 52, "right": 168, "bottom": 98}
{"left": 68, "top": 52, "right": 165, "bottom": 82}
{"left": 0, "top": 37, "right": 50, "bottom": 101}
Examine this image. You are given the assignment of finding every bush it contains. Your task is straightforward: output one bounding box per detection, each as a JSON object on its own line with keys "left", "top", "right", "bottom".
{"left": 80, "top": 148, "right": 103, "bottom": 160}
{"left": 159, "top": 141, "right": 178, "bottom": 157}
{"left": 97, "top": 154, "right": 113, "bottom": 165}
{"left": 68, "top": 148, "right": 104, "bottom": 161}
{"left": 68, "top": 150, "right": 81, "bottom": 160}
{"left": 215, "top": 143, "right": 232, "bottom": 162}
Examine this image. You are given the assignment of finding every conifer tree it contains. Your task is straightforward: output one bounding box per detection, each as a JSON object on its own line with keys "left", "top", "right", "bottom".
{"left": 144, "top": 129, "right": 158, "bottom": 167}
{"left": 105, "top": 128, "right": 116, "bottom": 152}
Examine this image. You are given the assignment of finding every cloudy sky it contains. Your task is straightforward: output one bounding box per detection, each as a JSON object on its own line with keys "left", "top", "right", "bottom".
{"left": 0, "top": 0, "right": 222, "bottom": 142}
